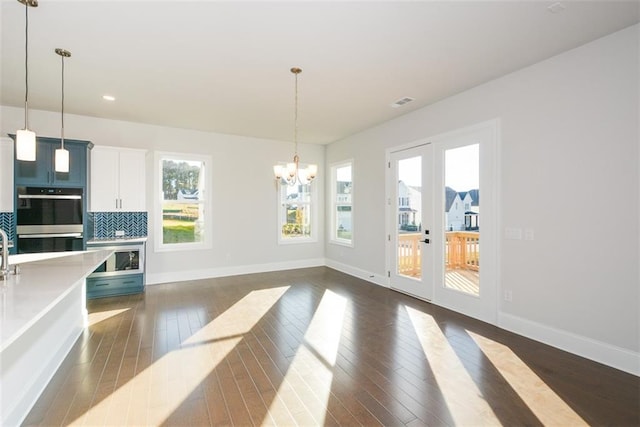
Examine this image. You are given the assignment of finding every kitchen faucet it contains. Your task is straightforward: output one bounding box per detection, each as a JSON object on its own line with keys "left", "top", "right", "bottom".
{"left": 0, "top": 229, "right": 9, "bottom": 278}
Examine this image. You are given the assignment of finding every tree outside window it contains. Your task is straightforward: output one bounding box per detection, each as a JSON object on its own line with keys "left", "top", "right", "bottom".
{"left": 155, "top": 152, "right": 211, "bottom": 251}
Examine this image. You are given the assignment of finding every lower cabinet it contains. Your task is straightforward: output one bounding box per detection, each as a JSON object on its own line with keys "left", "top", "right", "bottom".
{"left": 86, "top": 274, "right": 144, "bottom": 299}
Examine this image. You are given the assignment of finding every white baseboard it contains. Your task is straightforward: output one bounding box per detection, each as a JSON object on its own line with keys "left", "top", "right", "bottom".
{"left": 499, "top": 312, "right": 640, "bottom": 376}
{"left": 146, "top": 258, "right": 326, "bottom": 285}
{"left": 324, "top": 259, "right": 388, "bottom": 288}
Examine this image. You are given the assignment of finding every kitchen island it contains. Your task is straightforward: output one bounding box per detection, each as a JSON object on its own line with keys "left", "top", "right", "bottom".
{"left": 0, "top": 249, "right": 113, "bottom": 427}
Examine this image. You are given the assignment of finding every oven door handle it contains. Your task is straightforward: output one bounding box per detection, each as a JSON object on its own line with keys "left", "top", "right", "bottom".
{"left": 18, "top": 233, "right": 84, "bottom": 239}
{"left": 18, "top": 194, "right": 82, "bottom": 200}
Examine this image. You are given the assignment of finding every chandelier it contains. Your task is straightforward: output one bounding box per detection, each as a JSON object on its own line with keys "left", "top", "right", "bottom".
{"left": 273, "top": 67, "right": 317, "bottom": 185}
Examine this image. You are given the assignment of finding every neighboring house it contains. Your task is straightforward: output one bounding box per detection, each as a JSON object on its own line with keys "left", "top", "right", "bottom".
{"left": 336, "top": 180, "right": 352, "bottom": 233}
{"left": 177, "top": 189, "right": 199, "bottom": 200}
{"left": 446, "top": 187, "right": 479, "bottom": 231}
{"left": 398, "top": 180, "right": 422, "bottom": 231}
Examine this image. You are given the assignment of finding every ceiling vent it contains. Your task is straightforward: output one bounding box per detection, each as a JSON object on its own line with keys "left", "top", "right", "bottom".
{"left": 547, "top": 2, "right": 565, "bottom": 13}
{"left": 391, "top": 97, "right": 415, "bottom": 108}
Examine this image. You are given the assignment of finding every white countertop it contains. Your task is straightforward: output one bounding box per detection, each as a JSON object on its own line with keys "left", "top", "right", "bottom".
{"left": 87, "top": 237, "right": 148, "bottom": 245}
{"left": 0, "top": 250, "right": 113, "bottom": 352}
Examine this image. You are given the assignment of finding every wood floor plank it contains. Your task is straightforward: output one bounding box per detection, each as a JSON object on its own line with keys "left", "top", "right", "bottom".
{"left": 20, "top": 267, "right": 640, "bottom": 426}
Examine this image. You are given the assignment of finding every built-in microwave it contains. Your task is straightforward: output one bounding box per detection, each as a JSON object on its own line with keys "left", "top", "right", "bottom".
{"left": 90, "top": 244, "right": 145, "bottom": 277}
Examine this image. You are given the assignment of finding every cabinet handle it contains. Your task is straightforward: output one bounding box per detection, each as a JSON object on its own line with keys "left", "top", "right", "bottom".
{"left": 95, "top": 282, "right": 110, "bottom": 287}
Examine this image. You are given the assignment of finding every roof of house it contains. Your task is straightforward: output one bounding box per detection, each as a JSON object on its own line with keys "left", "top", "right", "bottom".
{"left": 445, "top": 187, "right": 458, "bottom": 212}
{"left": 446, "top": 187, "right": 480, "bottom": 212}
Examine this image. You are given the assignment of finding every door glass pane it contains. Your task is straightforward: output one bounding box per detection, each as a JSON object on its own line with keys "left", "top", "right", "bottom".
{"left": 444, "top": 144, "right": 480, "bottom": 295}
{"left": 397, "top": 156, "right": 422, "bottom": 279}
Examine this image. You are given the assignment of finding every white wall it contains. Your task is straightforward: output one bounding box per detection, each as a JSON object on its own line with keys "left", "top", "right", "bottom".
{"left": 326, "top": 25, "right": 639, "bottom": 369}
{"left": 1, "top": 106, "right": 325, "bottom": 283}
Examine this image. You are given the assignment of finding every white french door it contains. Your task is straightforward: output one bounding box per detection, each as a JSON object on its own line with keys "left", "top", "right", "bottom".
{"left": 387, "top": 120, "right": 498, "bottom": 324}
{"left": 388, "top": 144, "right": 434, "bottom": 301}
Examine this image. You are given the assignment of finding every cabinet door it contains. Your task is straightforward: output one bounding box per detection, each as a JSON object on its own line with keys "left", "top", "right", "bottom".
{"left": 14, "top": 141, "right": 52, "bottom": 185}
{"left": 90, "top": 147, "right": 119, "bottom": 211}
{"left": 118, "top": 150, "right": 146, "bottom": 211}
{"left": 0, "top": 138, "right": 13, "bottom": 212}
{"left": 15, "top": 138, "right": 88, "bottom": 187}
{"left": 52, "top": 142, "right": 87, "bottom": 187}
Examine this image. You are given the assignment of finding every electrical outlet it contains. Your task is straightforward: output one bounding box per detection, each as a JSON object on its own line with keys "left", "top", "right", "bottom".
{"left": 505, "top": 228, "right": 522, "bottom": 240}
{"left": 524, "top": 229, "right": 535, "bottom": 241}
{"left": 115, "top": 230, "right": 125, "bottom": 237}
{"left": 503, "top": 290, "right": 513, "bottom": 302}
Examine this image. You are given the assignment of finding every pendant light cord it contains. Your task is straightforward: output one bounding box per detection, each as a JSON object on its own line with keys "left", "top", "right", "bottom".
{"left": 61, "top": 52, "right": 65, "bottom": 146}
{"left": 23, "top": 2, "right": 29, "bottom": 129}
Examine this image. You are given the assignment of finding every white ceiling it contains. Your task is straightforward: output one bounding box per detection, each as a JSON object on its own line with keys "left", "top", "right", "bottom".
{"left": 1, "top": 1, "right": 638, "bottom": 145}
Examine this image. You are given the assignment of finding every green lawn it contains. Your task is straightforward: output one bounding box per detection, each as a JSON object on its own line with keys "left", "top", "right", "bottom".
{"left": 163, "top": 219, "right": 196, "bottom": 243}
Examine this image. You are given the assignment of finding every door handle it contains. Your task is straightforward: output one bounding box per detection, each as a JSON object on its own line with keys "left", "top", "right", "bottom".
{"left": 422, "top": 238, "right": 430, "bottom": 244}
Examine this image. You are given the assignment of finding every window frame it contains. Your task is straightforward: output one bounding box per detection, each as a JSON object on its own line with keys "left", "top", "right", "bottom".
{"left": 276, "top": 162, "right": 318, "bottom": 245}
{"left": 154, "top": 151, "right": 213, "bottom": 252}
{"left": 329, "top": 159, "right": 354, "bottom": 247}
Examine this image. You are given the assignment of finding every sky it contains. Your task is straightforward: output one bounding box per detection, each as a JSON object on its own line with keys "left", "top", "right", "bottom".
{"left": 398, "top": 143, "right": 479, "bottom": 192}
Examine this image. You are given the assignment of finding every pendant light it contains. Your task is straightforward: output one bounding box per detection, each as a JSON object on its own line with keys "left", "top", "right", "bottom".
{"left": 273, "top": 67, "right": 318, "bottom": 185}
{"left": 54, "top": 48, "right": 71, "bottom": 173}
{"left": 15, "top": 0, "right": 38, "bottom": 161}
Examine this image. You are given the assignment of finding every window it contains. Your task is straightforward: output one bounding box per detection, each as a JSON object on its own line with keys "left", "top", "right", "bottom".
{"left": 330, "top": 161, "right": 353, "bottom": 245}
{"left": 277, "top": 170, "right": 317, "bottom": 244}
{"left": 154, "top": 152, "right": 212, "bottom": 251}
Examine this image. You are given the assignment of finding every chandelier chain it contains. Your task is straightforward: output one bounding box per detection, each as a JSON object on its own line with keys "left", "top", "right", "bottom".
{"left": 294, "top": 70, "right": 298, "bottom": 156}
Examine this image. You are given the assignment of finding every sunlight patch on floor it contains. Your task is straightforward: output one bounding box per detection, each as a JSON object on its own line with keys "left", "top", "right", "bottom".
{"left": 86, "top": 308, "right": 130, "bottom": 327}
{"left": 69, "top": 286, "right": 290, "bottom": 426}
{"left": 405, "top": 306, "right": 500, "bottom": 426}
{"left": 267, "top": 289, "right": 347, "bottom": 425}
{"left": 467, "top": 330, "right": 589, "bottom": 426}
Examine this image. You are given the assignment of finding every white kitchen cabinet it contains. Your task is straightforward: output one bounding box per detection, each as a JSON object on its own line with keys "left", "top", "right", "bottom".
{"left": 90, "top": 146, "right": 146, "bottom": 212}
{"left": 0, "top": 137, "right": 14, "bottom": 212}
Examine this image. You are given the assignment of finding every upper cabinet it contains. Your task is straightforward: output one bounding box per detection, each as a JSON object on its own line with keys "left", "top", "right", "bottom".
{"left": 0, "top": 137, "right": 14, "bottom": 212}
{"left": 90, "top": 146, "right": 146, "bottom": 212}
{"left": 13, "top": 136, "right": 90, "bottom": 188}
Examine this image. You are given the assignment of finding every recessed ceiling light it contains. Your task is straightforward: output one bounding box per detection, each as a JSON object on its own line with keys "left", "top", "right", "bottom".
{"left": 102, "top": 95, "right": 115, "bottom": 101}
{"left": 391, "top": 97, "right": 414, "bottom": 108}
{"left": 547, "top": 2, "right": 565, "bottom": 14}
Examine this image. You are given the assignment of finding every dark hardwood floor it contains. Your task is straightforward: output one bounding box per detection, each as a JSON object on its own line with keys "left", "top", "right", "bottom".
{"left": 24, "top": 267, "right": 639, "bottom": 426}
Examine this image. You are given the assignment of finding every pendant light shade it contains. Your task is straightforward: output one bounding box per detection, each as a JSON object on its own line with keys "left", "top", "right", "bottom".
{"left": 16, "top": 0, "right": 38, "bottom": 162}
{"left": 16, "top": 129, "right": 36, "bottom": 161}
{"left": 54, "top": 48, "right": 71, "bottom": 173}
{"left": 55, "top": 146, "right": 69, "bottom": 172}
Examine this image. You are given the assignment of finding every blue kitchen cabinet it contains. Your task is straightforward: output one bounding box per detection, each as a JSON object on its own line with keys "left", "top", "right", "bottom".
{"left": 85, "top": 239, "right": 146, "bottom": 299}
{"left": 86, "top": 274, "right": 144, "bottom": 299}
{"left": 13, "top": 136, "right": 90, "bottom": 187}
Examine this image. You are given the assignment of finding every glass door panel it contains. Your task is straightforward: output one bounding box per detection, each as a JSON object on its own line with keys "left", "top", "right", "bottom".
{"left": 389, "top": 145, "right": 432, "bottom": 301}
{"left": 444, "top": 144, "right": 480, "bottom": 296}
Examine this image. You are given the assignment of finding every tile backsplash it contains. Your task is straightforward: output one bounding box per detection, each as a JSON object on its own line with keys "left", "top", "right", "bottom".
{"left": 88, "top": 212, "right": 147, "bottom": 239}
{"left": 0, "top": 212, "right": 14, "bottom": 242}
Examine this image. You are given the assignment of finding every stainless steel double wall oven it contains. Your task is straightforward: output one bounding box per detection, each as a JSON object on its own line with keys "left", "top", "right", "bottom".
{"left": 16, "top": 186, "right": 84, "bottom": 253}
